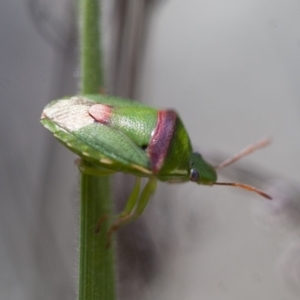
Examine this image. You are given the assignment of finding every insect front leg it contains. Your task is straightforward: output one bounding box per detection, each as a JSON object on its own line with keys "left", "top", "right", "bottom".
{"left": 119, "top": 177, "right": 142, "bottom": 218}
{"left": 132, "top": 176, "right": 157, "bottom": 218}
{"left": 106, "top": 176, "right": 157, "bottom": 244}
{"left": 94, "top": 177, "right": 142, "bottom": 235}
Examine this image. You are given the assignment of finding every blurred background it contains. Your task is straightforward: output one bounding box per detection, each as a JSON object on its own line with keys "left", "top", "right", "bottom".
{"left": 2, "top": 0, "right": 300, "bottom": 299}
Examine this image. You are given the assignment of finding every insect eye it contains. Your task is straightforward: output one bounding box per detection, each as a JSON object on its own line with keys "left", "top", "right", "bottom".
{"left": 189, "top": 168, "right": 200, "bottom": 182}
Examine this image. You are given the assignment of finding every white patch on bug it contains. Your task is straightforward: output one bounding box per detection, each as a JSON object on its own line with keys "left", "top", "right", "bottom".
{"left": 99, "top": 158, "right": 114, "bottom": 165}
{"left": 131, "top": 164, "right": 152, "bottom": 174}
{"left": 82, "top": 151, "right": 90, "bottom": 157}
{"left": 42, "top": 96, "right": 95, "bottom": 131}
{"left": 66, "top": 142, "right": 73, "bottom": 148}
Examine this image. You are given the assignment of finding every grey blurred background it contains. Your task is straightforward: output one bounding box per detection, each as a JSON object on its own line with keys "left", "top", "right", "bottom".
{"left": 2, "top": 0, "right": 300, "bottom": 299}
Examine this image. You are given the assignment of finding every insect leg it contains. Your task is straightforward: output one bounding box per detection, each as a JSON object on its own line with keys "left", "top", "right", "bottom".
{"left": 119, "top": 177, "right": 142, "bottom": 218}
{"left": 95, "top": 177, "right": 141, "bottom": 234}
{"left": 106, "top": 177, "right": 157, "bottom": 245}
{"left": 132, "top": 176, "right": 157, "bottom": 218}
{"left": 103, "top": 177, "right": 141, "bottom": 247}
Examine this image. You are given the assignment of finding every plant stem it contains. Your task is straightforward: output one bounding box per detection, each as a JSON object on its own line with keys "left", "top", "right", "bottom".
{"left": 78, "top": 1, "right": 116, "bottom": 299}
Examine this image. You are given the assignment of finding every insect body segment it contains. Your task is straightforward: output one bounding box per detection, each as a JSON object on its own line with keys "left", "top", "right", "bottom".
{"left": 189, "top": 152, "right": 217, "bottom": 185}
{"left": 147, "top": 110, "right": 177, "bottom": 174}
{"left": 89, "top": 103, "right": 157, "bottom": 150}
{"left": 88, "top": 101, "right": 196, "bottom": 180}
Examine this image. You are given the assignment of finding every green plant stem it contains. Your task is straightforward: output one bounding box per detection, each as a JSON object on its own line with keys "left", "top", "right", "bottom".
{"left": 78, "top": 1, "right": 116, "bottom": 299}
{"left": 80, "top": 0, "right": 103, "bottom": 94}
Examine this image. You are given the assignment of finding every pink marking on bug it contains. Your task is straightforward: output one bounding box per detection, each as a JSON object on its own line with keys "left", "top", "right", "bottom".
{"left": 147, "top": 110, "right": 177, "bottom": 174}
{"left": 88, "top": 104, "right": 112, "bottom": 124}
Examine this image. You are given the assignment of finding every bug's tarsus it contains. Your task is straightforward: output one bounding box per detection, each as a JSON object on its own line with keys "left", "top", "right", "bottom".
{"left": 95, "top": 214, "right": 130, "bottom": 248}
{"left": 214, "top": 137, "right": 271, "bottom": 170}
{"left": 105, "top": 215, "right": 132, "bottom": 248}
{"left": 214, "top": 182, "right": 272, "bottom": 200}
{"left": 95, "top": 215, "right": 110, "bottom": 233}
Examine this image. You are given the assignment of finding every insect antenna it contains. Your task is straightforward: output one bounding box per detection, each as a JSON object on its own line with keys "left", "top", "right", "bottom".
{"left": 213, "top": 137, "right": 272, "bottom": 200}
{"left": 214, "top": 182, "right": 272, "bottom": 199}
{"left": 214, "top": 137, "right": 271, "bottom": 170}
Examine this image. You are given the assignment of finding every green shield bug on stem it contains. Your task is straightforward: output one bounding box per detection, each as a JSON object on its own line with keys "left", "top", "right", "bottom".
{"left": 41, "top": 95, "right": 272, "bottom": 239}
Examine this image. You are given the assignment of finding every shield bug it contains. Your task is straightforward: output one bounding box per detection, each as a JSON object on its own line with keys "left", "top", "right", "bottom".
{"left": 41, "top": 95, "right": 271, "bottom": 235}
